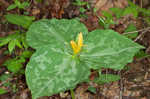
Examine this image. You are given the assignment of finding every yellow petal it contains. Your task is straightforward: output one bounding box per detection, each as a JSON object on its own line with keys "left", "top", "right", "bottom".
{"left": 70, "top": 40, "right": 78, "bottom": 54}
{"left": 77, "top": 32, "right": 83, "bottom": 49}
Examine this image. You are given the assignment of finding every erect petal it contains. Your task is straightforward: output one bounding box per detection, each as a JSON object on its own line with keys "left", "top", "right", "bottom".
{"left": 70, "top": 40, "right": 78, "bottom": 54}
{"left": 78, "top": 32, "right": 83, "bottom": 49}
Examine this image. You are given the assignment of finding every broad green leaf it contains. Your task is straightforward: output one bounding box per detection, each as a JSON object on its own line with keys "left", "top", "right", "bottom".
{"left": 26, "top": 19, "right": 88, "bottom": 49}
{"left": 26, "top": 19, "right": 143, "bottom": 99}
{"left": 5, "top": 14, "right": 35, "bottom": 28}
{"left": 94, "top": 74, "right": 120, "bottom": 84}
{"left": 81, "top": 29, "right": 144, "bottom": 70}
{"left": 26, "top": 47, "right": 90, "bottom": 99}
{"left": 26, "top": 19, "right": 89, "bottom": 99}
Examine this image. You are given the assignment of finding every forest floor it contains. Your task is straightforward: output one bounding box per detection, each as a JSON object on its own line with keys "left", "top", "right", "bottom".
{"left": 0, "top": 0, "right": 150, "bottom": 99}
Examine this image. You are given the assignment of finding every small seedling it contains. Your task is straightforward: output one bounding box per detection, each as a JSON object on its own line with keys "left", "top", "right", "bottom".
{"left": 7, "top": 0, "right": 30, "bottom": 11}
{"left": 3, "top": 50, "right": 33, "bottom": 73}
{"left": 73, "top": 0, "right": 90, "bottom": 17}
{"left": 0, "top": 31, "right": 28, "bottom": 53}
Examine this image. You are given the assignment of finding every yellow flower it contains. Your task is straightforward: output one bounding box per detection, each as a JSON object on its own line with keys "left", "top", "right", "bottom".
{"left": 70, "top": 32, "right": 83, "bottom": 55}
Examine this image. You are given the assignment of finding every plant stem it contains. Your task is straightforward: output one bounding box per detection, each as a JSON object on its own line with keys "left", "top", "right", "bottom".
{"left": 70, "top": 89, "right": 75, "bottom": 99}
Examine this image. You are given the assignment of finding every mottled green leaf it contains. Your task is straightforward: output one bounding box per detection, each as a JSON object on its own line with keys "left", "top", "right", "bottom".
{"left": 26, "top": 19, "right": 89, "bottom": 99}
{"left": 26, "top": 47, "right": 90, "bottom": 99}
{"left": 26, "top": 19, "right": 88, "bottom": 49}
{"left": 81, "top": 29, "right": 144, "bottom": 70}
{"left": 26, "top": 19, "right": 143, "bottom": 99}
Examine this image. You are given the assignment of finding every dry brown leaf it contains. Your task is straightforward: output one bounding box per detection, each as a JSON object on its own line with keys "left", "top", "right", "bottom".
{"left": 94, "top": 0, "right": 107, "bottom": 10}
{"left": 94, "top": 0, "right": 128, "bottom": 16}
{"left": 32, "top": 9, "right": 40, "bottom": 15}
{"left": 100, "top": 0, "right": 114, "bottom": 11}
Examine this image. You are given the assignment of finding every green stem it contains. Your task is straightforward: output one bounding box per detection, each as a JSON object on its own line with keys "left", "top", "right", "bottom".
{"left": 70, "top": 89, "right": 75, "bottom": 99}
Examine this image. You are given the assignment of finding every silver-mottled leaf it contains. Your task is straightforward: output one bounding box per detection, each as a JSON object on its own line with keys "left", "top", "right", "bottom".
{"left": 26, "top": 47, "right": 90, "bottom": 99}
{"left": 81, "top": 29, "right": 144, "bottom": 70}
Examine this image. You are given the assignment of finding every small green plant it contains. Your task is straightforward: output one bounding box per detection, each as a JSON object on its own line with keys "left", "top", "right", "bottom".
{"left": 0, "top": 31, "right": 28, "bottom": 53}
{"left": 135, "top": 50, "right": 150, "bottom": 59}
{"left": 94, "top": 74, "right": 120, "bottom": 84}
{"left": 98, "top": 11, "right": 116, "bottom": 29}
{"left": 73, "top": 0, "right": 88, "bottom": 7}
{"left": 99, "top": 0, "right": 150, "bottom": 28}
{"left": 7, "top": 0, "right": 30, "bottom": 11}
{"left": 3, "top": 50, "right": 33, "bottom": 73}
{"left": 123, "top": 24, "right": 138, "bottom": 39}
{"left": 0, "top": 73, "right": 21, "bottom": 94}
{"left": 25, "top": 19, "right": 143, "bottom": 99}
{"left": 73, "top": 0, "right": 90, "bottom": 17}
{"left": 0, "top": 74, "right": 12, "bottom": 94}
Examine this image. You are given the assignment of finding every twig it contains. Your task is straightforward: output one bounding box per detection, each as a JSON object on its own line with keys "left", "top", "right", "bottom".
{"left": 133, "top": 0, "right": 136, "bottom": 4}
{"left": 144, "top": 72, "right": 148, "bottom": 80}
{"left": 0, "top": 78, "right": 13, "bottom": 87}
{"left": 134, "top": 27, "right": 150, "bottom": 41}
{"left": 118, "top": 71, "right": 123, "bottom": 99}
{"left": 123, "top": 27, "right": 150, "bottom": 35}
{"left": 140, "top": 0, "right": 143, "bottom": 8}
{"left": 146, "top": 46, "right": 150, "bottom": 53}
{"left": 29, "top": 0, "right": 33, "bottom": 6}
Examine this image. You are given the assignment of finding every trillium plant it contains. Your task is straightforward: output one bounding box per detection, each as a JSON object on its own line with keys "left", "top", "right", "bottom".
{"left": 25, "top": 19, "right": 144, "bottom": 99}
